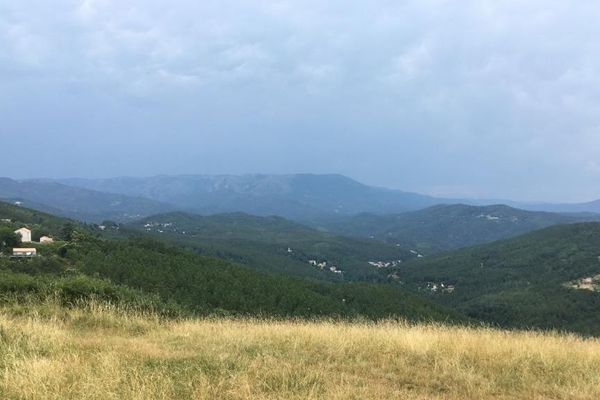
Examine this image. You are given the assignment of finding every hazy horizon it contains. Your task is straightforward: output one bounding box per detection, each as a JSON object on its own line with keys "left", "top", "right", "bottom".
{"left": 0, "top": 172, "right": 596, "bottom": 205}
{"left": 2, "top": 1, "right": 600, "bottom": 202}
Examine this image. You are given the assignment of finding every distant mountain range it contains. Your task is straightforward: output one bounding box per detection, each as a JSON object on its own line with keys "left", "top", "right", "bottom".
{"left": 317, "top": 204, "right": 600, "bottom": 253}
{"left": 47, "top": 174, "right": 452, "bottom": 220}
{"left": 49, "top": 174, "right": 600, "bottom": 215}
{"left": 1, "top": 174, "right": 599, "bottom": 224}
{"left": 515, "top": 200, "right": 600, "bottom": 214}
{"left": 0, "top": 177, "right": 174, "bottom": 222}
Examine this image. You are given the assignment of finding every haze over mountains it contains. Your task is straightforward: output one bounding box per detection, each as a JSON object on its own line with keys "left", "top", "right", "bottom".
{"left": 1, "top": 174, "right": 599, "bottom": 257}
{"left": 14, "top": 174, "right": 600, "bottom": 221}
{"left": 51, "top": 174, "right": 448, "bottom": 220}
{"left": 2, "top": 173, "right": 599, "bottom": 262}
{"left": 0, "top": 177, "right": 174, "bottom": 222}
{"left": 319, "top": 204, "right": 600, "bottom": 253}
{"left": 2, "top": 172, "right": 600, "bottom": 335}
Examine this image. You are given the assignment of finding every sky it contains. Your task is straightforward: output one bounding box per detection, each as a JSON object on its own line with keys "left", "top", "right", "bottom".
{"left": 1, "top": 0, "right": 600, "bottom": 202}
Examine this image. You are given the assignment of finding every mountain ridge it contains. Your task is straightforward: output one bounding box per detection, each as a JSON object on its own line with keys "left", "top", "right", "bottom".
{"left": 38, "top": 174, "right": 458, "bottom": 220}
{"left": 39, "top": 173, "right": 600, "bottom": 216}
{"left": 0, "top": 177, "right": 176, "bottom": 222}
{"left": 317, "top": 203, "right": 600, "bottom": 253}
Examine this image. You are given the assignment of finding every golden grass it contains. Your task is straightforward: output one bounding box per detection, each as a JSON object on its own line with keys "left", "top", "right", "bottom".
{"left": 1, "top": 303, "right": 599, "bottom": 399}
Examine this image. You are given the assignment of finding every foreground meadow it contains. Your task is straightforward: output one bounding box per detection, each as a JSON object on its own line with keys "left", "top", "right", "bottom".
{"left": 1, "top": 303, "right": 599, "bottom": 399}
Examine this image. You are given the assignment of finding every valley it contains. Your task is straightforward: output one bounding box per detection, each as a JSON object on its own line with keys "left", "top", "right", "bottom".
{"left": 123, "top": 211, "right": 417, "bottom": 282}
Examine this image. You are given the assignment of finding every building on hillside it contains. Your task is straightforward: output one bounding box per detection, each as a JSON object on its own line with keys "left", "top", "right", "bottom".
{"left": 39, "top": 236, "right": 54, "bottom": 243}
{"left": 12, "top": 248, "right": 37, "bottom": 257}
{"left": 14, "top": 227, "right": 32, "bottom": 243}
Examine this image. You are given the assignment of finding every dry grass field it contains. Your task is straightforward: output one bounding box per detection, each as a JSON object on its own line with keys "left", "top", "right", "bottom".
{"left": 1, "top": 302, "right": 600, "bottom": 399}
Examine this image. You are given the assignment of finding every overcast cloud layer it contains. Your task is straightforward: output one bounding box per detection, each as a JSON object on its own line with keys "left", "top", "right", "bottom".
{"left": 1, "top": 0, "right": 599, "bottom": 202}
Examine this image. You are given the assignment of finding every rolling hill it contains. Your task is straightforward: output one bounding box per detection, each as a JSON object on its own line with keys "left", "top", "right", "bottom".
{"left": 318, "top": 204, "right": 600, "bottom": 253}
{"left": 125, "top": 211, "right": 418, "bottom": 282}
{"left": 394, "top": 222, "right": 600, "bottom": 335}
{"left": 0, "top": 201, "right": 462, "bottom": 322}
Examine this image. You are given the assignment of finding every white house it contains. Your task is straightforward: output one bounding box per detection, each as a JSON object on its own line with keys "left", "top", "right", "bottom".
{"left": 14, "top": 227, "right": 32, "bottom": 243}
{"left": 39, "top": 236, "right": 54, "bottom": 243}
{"left": 12, "top": 248, "right": 37, "bottom": 257}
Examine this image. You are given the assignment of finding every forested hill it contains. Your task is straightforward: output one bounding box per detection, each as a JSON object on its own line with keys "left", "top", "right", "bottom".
{"left": 318, "top": 204, "right": 599, "bottom": 253}
{"left": 395, "top": 222, "right": 600, "bottom": 335}
{"left": 125, "top": 211, "right": 418, "bottom": 282}
{"left": 0, "top": 201, "right": 463, "bottom": 322}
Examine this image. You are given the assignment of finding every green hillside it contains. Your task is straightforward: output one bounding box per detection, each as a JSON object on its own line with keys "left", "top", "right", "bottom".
{"left": 0, "top": 201, "right": 462, "bottom": 322}
{"left": 125, "top": 211, "right": 417, "bottom": 282}
{"left": 319, "top": 204, "right": 598, "bottom": 253}
{"left": 394, "top": 222, "right": 600, "bottom": 335}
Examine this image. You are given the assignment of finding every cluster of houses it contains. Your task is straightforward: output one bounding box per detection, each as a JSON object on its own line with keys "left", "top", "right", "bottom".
{"left": 569, "top": 274, "right": 600, "bottom": 292}
{"left": 425, "top": 282, "right": 455, "bottom": 294}
{"left": 368, "top": 260, "right": 403, "bottom": 268}
{"left": 11, "top": 227, "right": 53, "bottom": 258}
{"left": 308, "top": 259, "right": 343, "bottom": 275}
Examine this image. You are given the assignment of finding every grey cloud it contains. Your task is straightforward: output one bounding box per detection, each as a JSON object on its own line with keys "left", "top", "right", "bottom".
{"left": 1, "top": 0, "right": 600, "bottom": 201}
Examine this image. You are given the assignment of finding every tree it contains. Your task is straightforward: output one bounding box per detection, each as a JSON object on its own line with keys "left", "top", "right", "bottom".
{"left": 0, "top": 227, "right": 20, "bottom": 252}
{"left": 60, "top": 223, "right": 75, "bottom": 241}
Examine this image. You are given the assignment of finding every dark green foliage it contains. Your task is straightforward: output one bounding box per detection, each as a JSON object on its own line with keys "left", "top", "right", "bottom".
{"left": 73, "top": 236, "right": 459, "bottom": 320}
{"left": 60, "top": 222, "right": 75, "bottom": 241}
{"left": 0, "top": 227, "right": 20, "bottom": 252}
{"left": 395, "top": 222, "right": 600, "bottom": 335}
{"left": 126, "top": 212, "right": 417, "bottom": 282}
{"left": 0, "top": 269, "right": 171, "bottom": 312}
{"left": 0, "top": 200, "right": 462, "bottom": 323}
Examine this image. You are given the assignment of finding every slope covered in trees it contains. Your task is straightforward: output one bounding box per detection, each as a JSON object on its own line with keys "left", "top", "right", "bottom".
{"left": 125, "top": 211, "right": 417, "bottom": 282}
{"left": 318, "top": 204, "right": 599, "bottom": 253}
{"left": 0, "top": 201, "right": 462, "bottom": 322}
{"left": 394, "top": 222, "right": 600, "bottom": 334}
